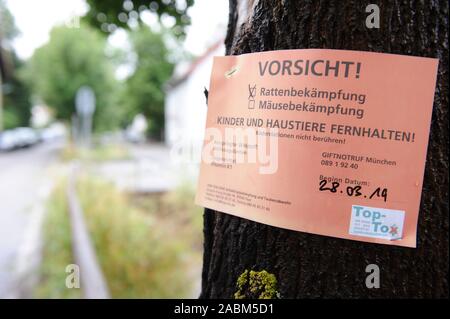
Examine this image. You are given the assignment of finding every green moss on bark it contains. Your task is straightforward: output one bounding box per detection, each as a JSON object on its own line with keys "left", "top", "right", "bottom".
{"left": 234, "top": 270, "right": 279, "bottom": 299}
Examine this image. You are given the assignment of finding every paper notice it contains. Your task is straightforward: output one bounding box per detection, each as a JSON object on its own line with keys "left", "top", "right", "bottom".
{"left": 195, "top": 49, "right": 438, "bottom": 247}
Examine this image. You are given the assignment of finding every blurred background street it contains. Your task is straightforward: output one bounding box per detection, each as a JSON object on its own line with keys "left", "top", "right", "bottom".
{"left": 0, "top": 140, "right": 62, "bottom": 297}
{"left": 0, "top": 0, "right": 227, "bottom": 298}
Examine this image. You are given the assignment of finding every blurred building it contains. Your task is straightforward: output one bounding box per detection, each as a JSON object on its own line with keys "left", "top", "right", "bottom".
{"left": 30, "top": 104, "right": 51, "bottom": 128}
{"left": 164, "top": 40, "right": 224, "bottom": 173}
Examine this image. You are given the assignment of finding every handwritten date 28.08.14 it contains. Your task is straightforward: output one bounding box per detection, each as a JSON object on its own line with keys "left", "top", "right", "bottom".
{"left": 319, "top": 180, "right": 388, "bottom": 202}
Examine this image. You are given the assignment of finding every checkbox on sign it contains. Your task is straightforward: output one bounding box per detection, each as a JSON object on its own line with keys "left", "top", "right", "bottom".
{"left": 248, "top": 99, "right": 255, "bottom": 109}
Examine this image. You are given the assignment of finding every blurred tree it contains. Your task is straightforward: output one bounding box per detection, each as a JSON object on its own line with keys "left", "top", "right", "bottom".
{"left": 3, "top": 54, "right": 32, "bottom": 129}
{"left": 23, "top": 25, "right": 120, "bottom": 131}
{"left": 0, "top": 0, "right": 32, "bottom": 129}
{"left": 122, "top": 27, "right": 173, "bottom": 139}
{"left": 84, "top": 0, "right": 194, "bottom": 38}
{"left": 0, "top": 0, "right": 19, "bottom": 41}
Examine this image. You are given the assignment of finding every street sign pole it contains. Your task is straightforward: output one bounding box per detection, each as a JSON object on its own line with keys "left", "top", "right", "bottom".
{"left": 75, "top": 86, "right": 96, "bottom": 148}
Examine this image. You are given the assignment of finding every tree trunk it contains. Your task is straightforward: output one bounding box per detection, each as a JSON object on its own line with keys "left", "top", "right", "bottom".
{"left": 200, "top": 0, "right": 448, "bottom": 298}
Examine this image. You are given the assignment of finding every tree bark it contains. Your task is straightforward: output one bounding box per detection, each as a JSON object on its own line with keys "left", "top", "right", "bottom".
{"left": 200, "top": 0, "right": 448, "bottom": 299}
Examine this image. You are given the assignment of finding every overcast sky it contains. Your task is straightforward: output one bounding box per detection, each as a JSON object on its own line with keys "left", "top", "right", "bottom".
{"left": 5, "top": 0, "right": 88, "bottom": 59}
{"left": 5, "top": 0, "right": 228, "bottom": 60}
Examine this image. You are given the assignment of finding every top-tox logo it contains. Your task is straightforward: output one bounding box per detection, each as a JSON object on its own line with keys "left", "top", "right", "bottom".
{"left": 349, "top": 205, "right": 405, "bottom": 241}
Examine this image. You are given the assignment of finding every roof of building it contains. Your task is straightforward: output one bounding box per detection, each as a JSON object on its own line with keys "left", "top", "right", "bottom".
{"left": 166, "top": 39, "right": 223, "bottom": 89}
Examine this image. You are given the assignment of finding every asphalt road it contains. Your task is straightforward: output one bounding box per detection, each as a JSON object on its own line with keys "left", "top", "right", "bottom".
{"left": 0, "top": 141, "right": 61, "bottom": 298}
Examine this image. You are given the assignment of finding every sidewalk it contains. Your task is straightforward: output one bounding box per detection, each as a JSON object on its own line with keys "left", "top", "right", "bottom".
{"left": 93, "top": 143, "right": 182, "bottom": 194}
{"left": 0, "top": 141, "right": 63, "bottom": 298}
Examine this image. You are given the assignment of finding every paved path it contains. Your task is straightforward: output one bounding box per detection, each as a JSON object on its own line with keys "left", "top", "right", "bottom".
{"left": 94, "top": 144, "right": 181, "bottom": 193}
{"left": 0, "top": 141, "right": 61, "bottom": 297}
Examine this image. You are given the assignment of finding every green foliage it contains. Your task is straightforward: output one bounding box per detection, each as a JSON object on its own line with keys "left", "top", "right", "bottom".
{"left": 3, "top": 55, "right": 32, "bottom": 128}
{"left": 84, "top": 0, "right": 194, "bottom": 38}
{"left": 23, "top": 25, "right": 120, "bottom": 131}
{"left": 3, "top": 85, "right": 31, "bottom": 128}
{"left": 132, "top": 181, "right": 204, "bottom": 248}
{"left": 35, "top": 180, "right": 82, "bottom": 299}
{"left": 2, "top": 107, "right": 19, "bottom": 129}
{"left": 1, "top": 2, "right": 32, "bottom": 128}
{"left": 38, "top": 175, "right": 201, "bottom": 298}
{"left": 78, "top": 176, "right": 194, "bottom": 298}
{"left": 0, "top": 0, "right": 19, "bottom": 41}
{"left": 122, "top": 27, "right": 173, "bottom": 139}
{"left": 234, "top": 270, "right": 279, "bottom": 299}
{"left": 61, "top": 142, "right": 130, "bottom": 162}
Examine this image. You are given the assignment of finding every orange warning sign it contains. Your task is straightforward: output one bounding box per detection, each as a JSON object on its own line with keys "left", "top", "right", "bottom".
{"left": 195, "top": 49, "right": 438, "bottom": 247}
